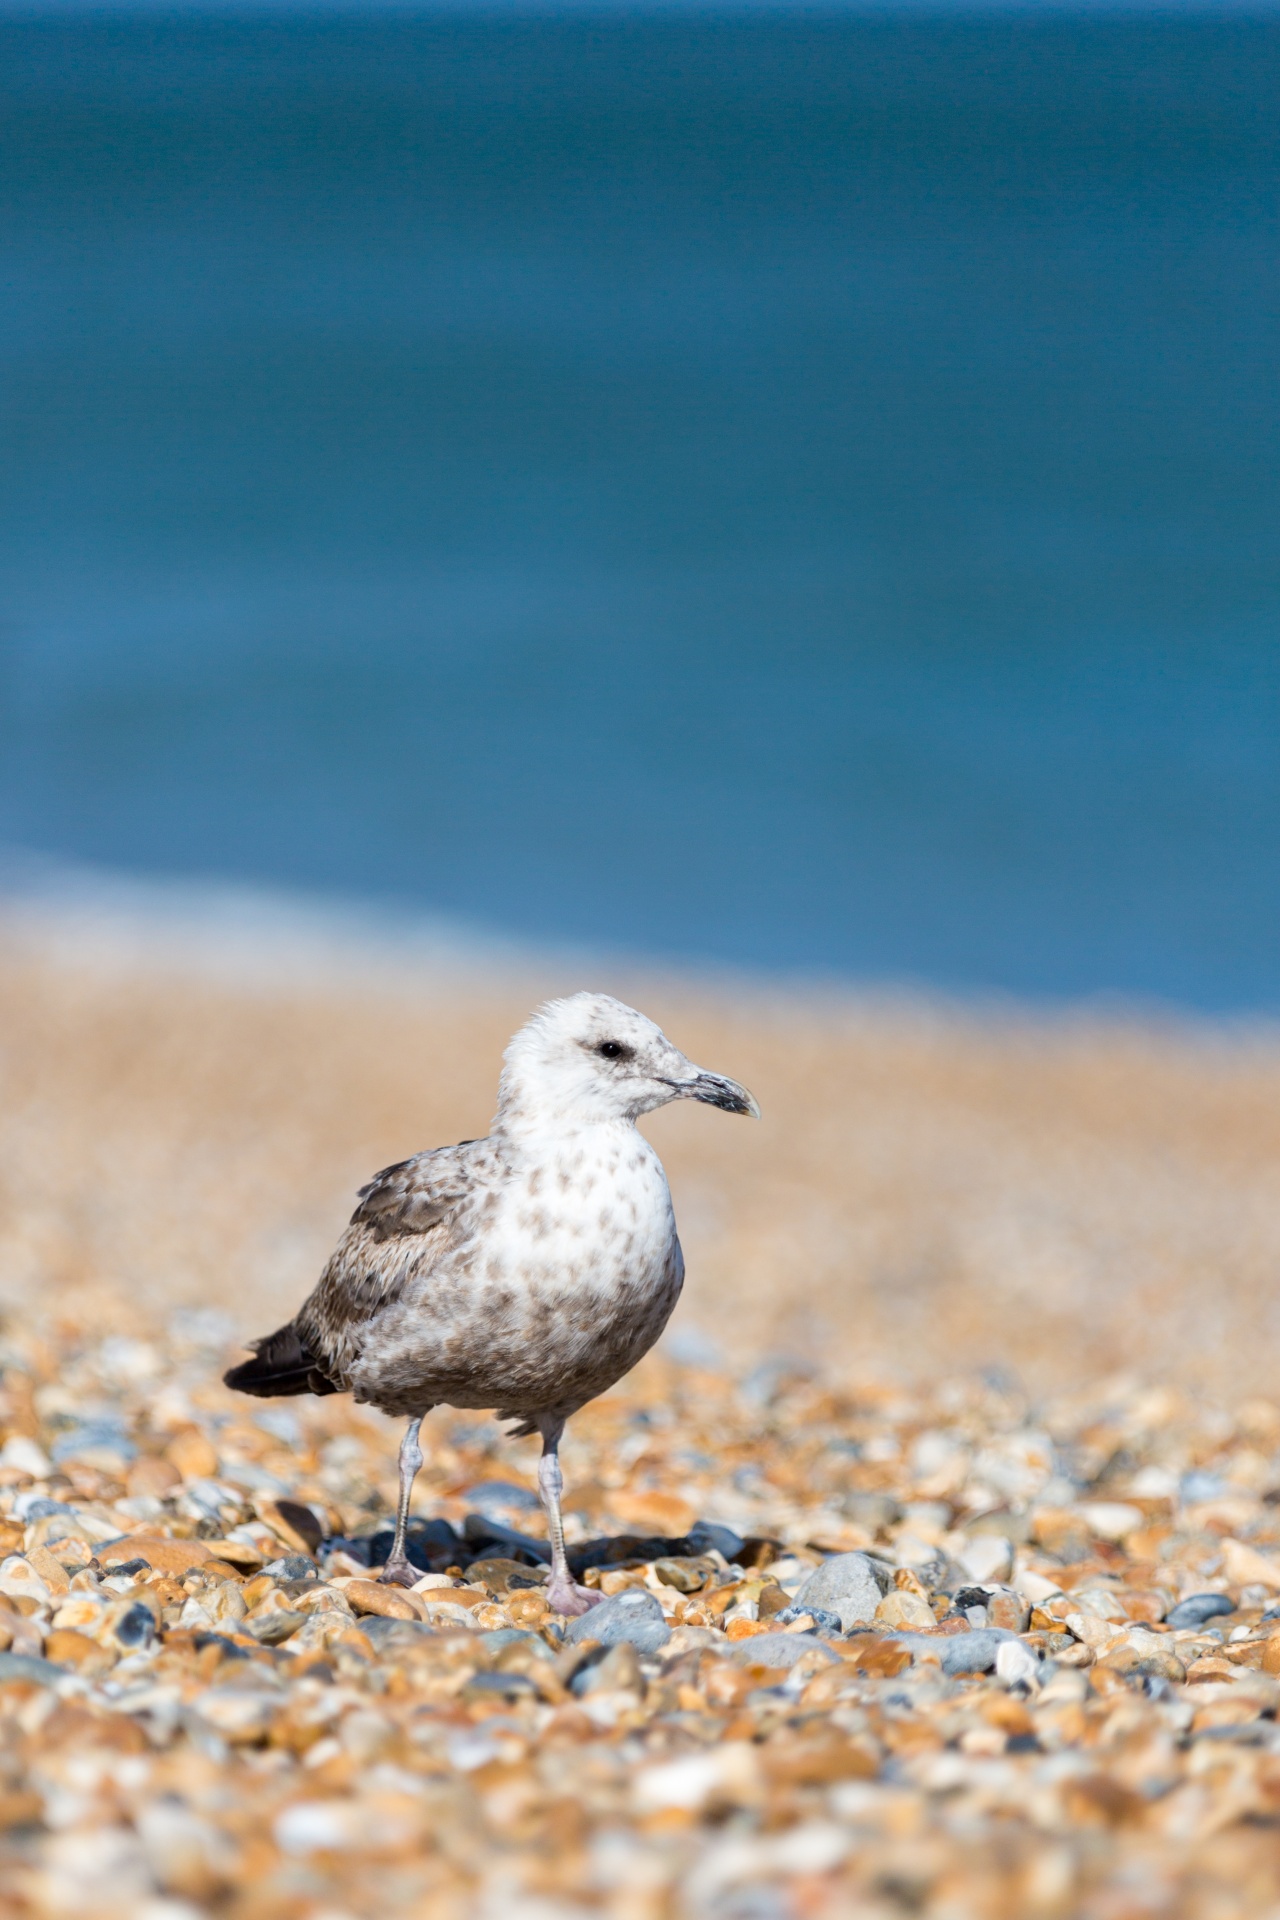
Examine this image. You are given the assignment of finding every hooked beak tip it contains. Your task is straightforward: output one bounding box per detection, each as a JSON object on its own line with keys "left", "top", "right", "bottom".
{"left": 681, "top": 1072, "right": 761, "bottom": 1119}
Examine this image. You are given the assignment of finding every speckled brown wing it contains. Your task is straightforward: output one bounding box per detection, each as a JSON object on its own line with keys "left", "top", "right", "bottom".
{"left": 293, "top": 1139, "right": 498, "bottom": 1386}
{"left": 349, "top": 1146, "right": 479, "bottom": 1241}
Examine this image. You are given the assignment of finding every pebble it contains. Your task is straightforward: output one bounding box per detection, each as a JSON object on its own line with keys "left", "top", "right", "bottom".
{"left": 564, "top": 1586, "right": 672, "bottom": 1653}
{"left": 791, "top": 1551, "right": 888, "bottom": 1629}
{"left": 685, "top": 1521, "right": 746, "bottom": 1560}
{"left": 874, "top": 1588, "right": 936, "bottom": 1630}
{"left": 725, "top": 1628, "right": 839, "bottom": 1668}
{"left": 994, "top": 1638, "right": 1042, "bottom": 1688}
{"left": 0, "top": 1650, "right": 66, "bottom": 1685}
{"left": 1167, "top": 1591, "right": 1238, "bottom": 1629}
{"left": 936, "top": 1628, "right": 1013, "bottom": 1674}
{"left": 958, "top": 1533, "right": 1015, "bottom": 1584}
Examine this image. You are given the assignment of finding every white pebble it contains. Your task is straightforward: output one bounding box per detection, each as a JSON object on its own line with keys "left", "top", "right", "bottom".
{"left": 995, "top": 1639, "right": 1041, "bottom": 1689}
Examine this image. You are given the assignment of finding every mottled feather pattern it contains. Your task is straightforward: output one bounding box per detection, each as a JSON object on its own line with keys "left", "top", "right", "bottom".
{"left": 295, "top": 1138, "right": 505, "bottom": 1385}
{"left": 287, "top": 1106, "right": 684, "bottom": 1419}
{"left": 350, "top": 1142, "right": 479, "bottom": 1241}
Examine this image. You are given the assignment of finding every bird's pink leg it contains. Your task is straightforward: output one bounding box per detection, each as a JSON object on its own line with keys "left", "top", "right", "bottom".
{"left": 380, "top": 1415, "right": 425, "bottom": 1587}
{"left": 537, "top": 1420, "right": 601, "bottom": 1617}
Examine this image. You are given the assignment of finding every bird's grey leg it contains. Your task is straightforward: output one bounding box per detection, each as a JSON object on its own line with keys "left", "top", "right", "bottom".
{"left": 380, "top": 1416, "right": 425, "bottom": 1587}
{"left": 536, "top": 1417, "right": 600, "bottom": 1617}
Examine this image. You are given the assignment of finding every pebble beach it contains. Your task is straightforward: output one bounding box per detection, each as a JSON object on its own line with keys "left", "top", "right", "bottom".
{"left": 4, "top": 903, "right": 1280, "bottom": 1919}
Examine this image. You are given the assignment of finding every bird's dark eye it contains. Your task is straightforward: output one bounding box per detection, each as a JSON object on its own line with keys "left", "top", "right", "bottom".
{"left": 596, "top": 1040, "right": 633, "bottom": 1061}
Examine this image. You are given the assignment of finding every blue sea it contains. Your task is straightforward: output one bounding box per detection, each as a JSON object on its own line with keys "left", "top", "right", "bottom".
{"left": 1, "top": 7, "right": 1278, "bottom": 1006}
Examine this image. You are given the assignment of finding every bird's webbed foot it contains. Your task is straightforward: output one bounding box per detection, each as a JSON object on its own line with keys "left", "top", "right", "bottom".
{"left": 378, "top": 1557, "right": 422, "bottom": 1589}
{"left": 545, "top": 1575, "right": 603, "bottom": 1618}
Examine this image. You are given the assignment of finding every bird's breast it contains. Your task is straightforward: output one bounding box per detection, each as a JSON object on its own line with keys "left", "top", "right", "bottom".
{"left": 488, "top": 1132, "right": 676, "bottom": 1297}
{"left": 350, "top": 1129, "right": 685, "bottom": 1415}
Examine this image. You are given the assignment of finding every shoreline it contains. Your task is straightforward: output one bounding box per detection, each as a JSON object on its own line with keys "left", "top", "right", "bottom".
{"left": 5, "top": 849, "right": 1278, "bottom": 1040}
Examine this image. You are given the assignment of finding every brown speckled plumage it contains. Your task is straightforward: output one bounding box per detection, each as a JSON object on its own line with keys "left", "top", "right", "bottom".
{"left": 225, "top": 992, "right": 757, "bottom": 1607}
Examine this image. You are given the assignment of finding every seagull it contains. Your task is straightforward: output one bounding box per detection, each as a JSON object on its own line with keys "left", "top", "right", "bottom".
{"left": 224, "top": 992, "right": 759, "bottom": 1613}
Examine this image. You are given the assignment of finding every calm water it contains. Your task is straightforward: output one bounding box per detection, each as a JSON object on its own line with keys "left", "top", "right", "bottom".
{"left": 1, "top": 10, "right": 1278, "bottom": 1005}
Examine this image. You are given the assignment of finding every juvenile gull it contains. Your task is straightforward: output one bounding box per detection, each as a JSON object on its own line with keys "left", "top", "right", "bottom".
{"left": 224, "top": 993, "right": 758, "bottom": 1612}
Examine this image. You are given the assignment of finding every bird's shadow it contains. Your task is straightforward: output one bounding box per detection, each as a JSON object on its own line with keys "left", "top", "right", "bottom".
{"left": 320, "top": 1512, "right": 778, "bottom": 1580}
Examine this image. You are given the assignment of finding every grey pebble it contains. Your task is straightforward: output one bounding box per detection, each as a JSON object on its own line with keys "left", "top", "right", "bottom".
{"left": 0, "top": 1651, "right": 67, "bottom": 1685}
{"left": 466, "top": 1670, "right": 539, "bottom": 1698}
{"left": 686, "top": 1522, "right": 745, "bottom": 1561}
{"left": 883, "top": 1626, "right": 1016, "bottom": 1674}
{"left": 1165, "top": 1593, "right": 1236, "bottom": 1629}
{"left": 570, "top": 1643, "right": 643, "bottom": 1695}
{"left": 938, "top": 1628, "right": 1017, "bottom": 1674}
{"left": 50, "top": 1421, "right": 136, "bottom": 1464}
{"left": 262, "top": 1556, "right": 318, "bottom": 1582}
{"left": 776, "top": 1603, "right": 843, "bottom": 1636}
{"left": 725, "top": 1629, "right": 840, "bottom": 1668}
{"left": 357, "top": 1616, "right": 439, "bottom": 1650}
{"left": 14, "top": 1497, "right": 75, "bottom": 1523}
{"left": 792, "top": 1552, "right": 891, "bottom": 1631}
{"left": 564, "top": 1588, "right": 671, "bottom": 1654}
{"left": 480, "top": 1627, "right": 548, "bottom": 1655}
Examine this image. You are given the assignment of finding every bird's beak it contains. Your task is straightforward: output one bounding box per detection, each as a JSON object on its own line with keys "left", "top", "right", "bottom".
{"left": 677, "top": 1070, "right": 761, "bottom": 1118}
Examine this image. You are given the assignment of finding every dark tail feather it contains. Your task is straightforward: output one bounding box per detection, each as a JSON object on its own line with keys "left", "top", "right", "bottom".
{"left": 223, "top": 1322, "right": 338, "bottom": 1399}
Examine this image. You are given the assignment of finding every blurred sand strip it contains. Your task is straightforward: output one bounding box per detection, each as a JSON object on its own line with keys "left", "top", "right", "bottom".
{"left": 2, "top": 881, "right": 1279, "bottom": 1397}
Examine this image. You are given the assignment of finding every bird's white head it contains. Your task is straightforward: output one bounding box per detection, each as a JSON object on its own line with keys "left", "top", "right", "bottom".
{"left": 496, "top": 992, "right": 760, "bottom": 1135}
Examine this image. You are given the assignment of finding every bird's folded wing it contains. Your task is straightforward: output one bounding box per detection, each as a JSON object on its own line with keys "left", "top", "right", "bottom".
{"left": 349, "top": 1141, "right": 480, "bottom": 1242}
{"left": 297, "top": 1140, "right": 495, "bottom": 1377}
